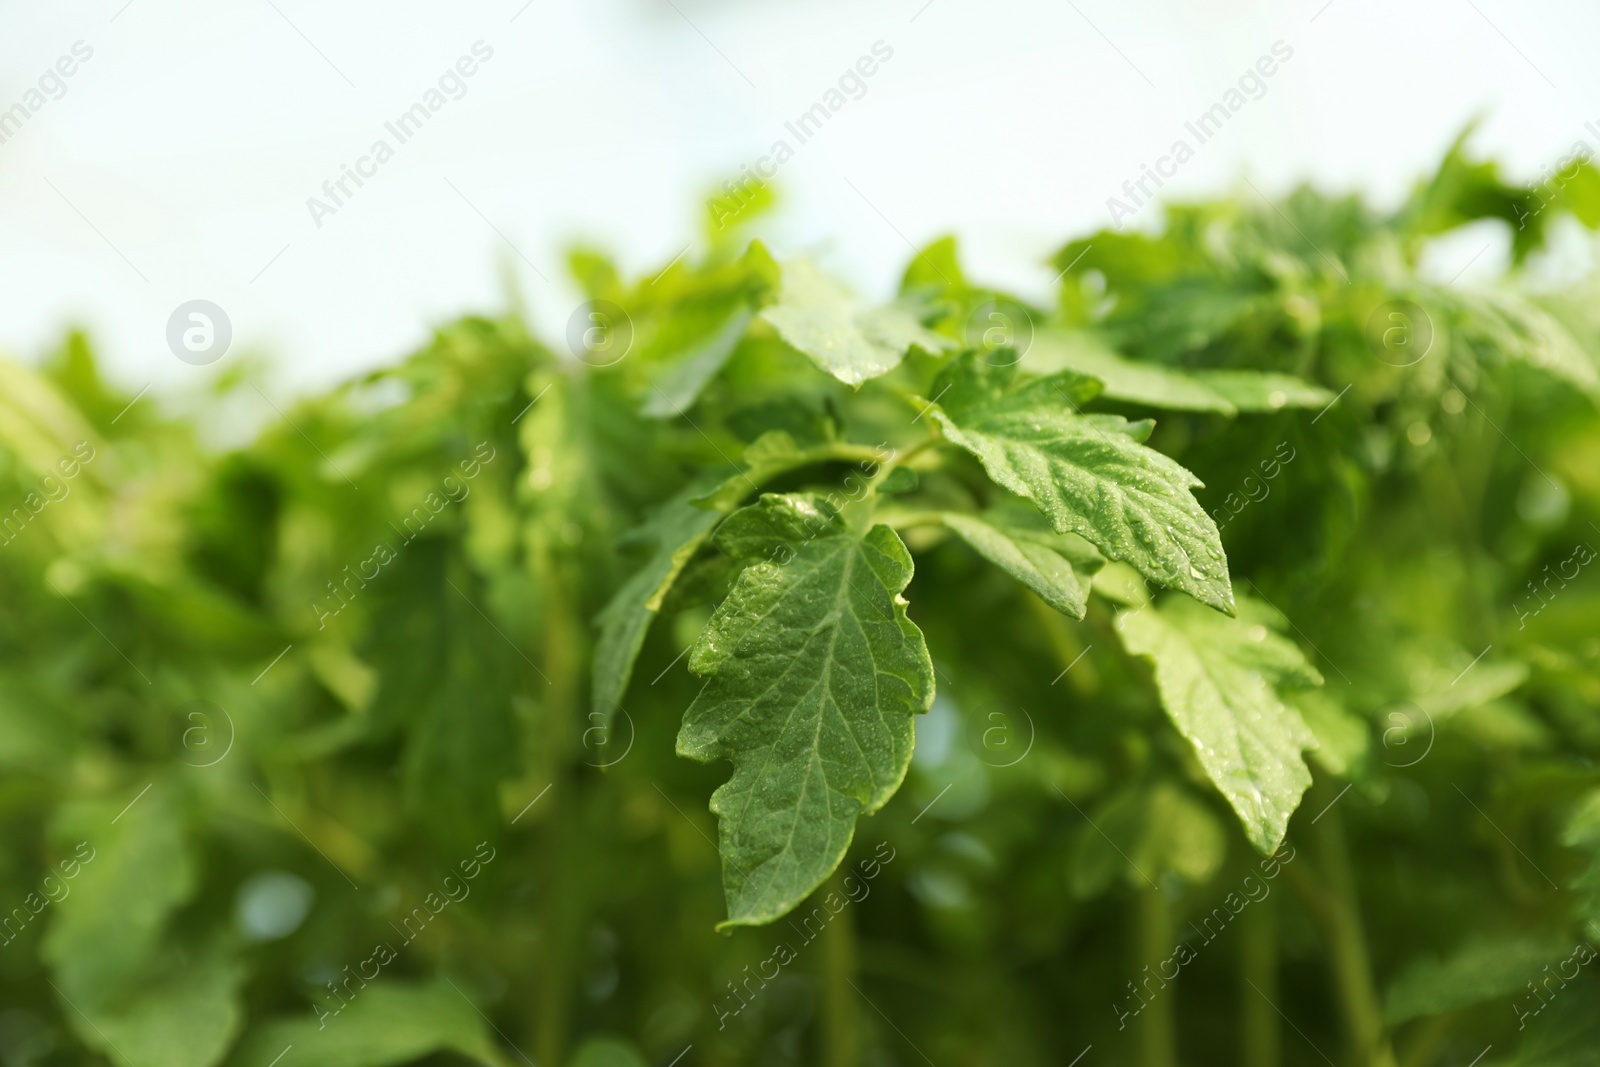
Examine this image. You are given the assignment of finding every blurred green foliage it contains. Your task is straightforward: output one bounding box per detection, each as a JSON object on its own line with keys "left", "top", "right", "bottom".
{"left": 3, "top": 138, "right": 1600, "bottom": 1067}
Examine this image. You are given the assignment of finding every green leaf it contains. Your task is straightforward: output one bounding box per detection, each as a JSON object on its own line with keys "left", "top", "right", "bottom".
{"left": 760, "top": 258, "right": 952, "bottom": 386}
{"left": 1413, "top": 655, "right": 1529, "bottom": 718}
{"left": 1070, "top": 782, "right": 1226, "bottom": 896}
{"left": 677, "top": 494, "right": 934, "bottom": 927}
{"left": 1027, "top": 331, "right": 1333, "bottom": 414}
{"left": 1116, "top": 596, "right": 1322, "bottom": 853}
{"left": 704, "top": 177, "right": 777, "bottom": 240}
{"left": 1383, "top": 933, "right": 1572, "bottom": 1024}
{"left": 1398, "top": 123, "right": 1548, "bottom": 261}
{"left": 594, "top": 431, "right": 881, "bottom": 721}
{"left": 879, "top": 466, "right": 919, "bottom": 494}
{"left": 939, "top": 505, "right": 1103, "bottom": 618}
{"left": 688, "top": 430, "right": 811, "bottom": 513}
{"left": 592, "top": 486, "right": 724, "bottom": 720}
{"left": 641, "top": 305, "right": 755, "bottom": 418}
{"left": 81, "top": 948, "right": 245, "bottom": 1067}
{"left": 1027, "top": 330, "right": 1238, "bottom": 413}
{"left": 0, "top": 671, "right": 72, "bottom": 769}
{"left": 1436, "top": 286, "right": 1600, "bottom": 396}
{"left": 225, "top": 981, "right": 514, "bottom": 1067}
{"left": 928, "top": 354, "right": 1234, "bottom": 613}
{"left": 1293, "top": 689, "right": 1370, "bottom": 777}
{"left": 570, "top": 1037, "right": 649, "bottom": 1067}
{"left": 1140, "top": 781, "right": 1228, "bottom": 885}
{"left": 399, "top": 639, "right": 517, "bottom": 852}
{"left": 899, "top": 234, "right": 967, "bottom": 296}
{"left": 1554, "top": 160, "right": 1600, "bottom": 228}
{"left": 1563, "top": 789, "right": 1600, "bottom": 938}
{"left": 1191, "top": 369, "right": 1336, "bottom": 412}
{"left": 364, "top": 542, "right": 516, "bottom": 854}
{"left": 1497, "top": 986, "right": 1600, "bottom": 1066}
{"left": 43, "top": 784, "right": 197, "bottom": 1004}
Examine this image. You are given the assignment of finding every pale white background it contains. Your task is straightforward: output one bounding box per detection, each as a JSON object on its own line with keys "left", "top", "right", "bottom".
{"left": 0, "top": 0, "right": 1594, "bottom": 401}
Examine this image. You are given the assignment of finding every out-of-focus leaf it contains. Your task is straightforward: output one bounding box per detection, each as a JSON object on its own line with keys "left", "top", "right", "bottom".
{"left": 0, "top": 361, "right": 103, "bottom": 478}
{"left": 1433, "top": 287, "right": 1600, "bottom": 397}
{"left": 43, "top": 784, "right": 196, "bottom": 1004}
{"left": 1493, "top": 984, "right": 1600, "bottom": 1066}
{"left": 760, "top": 258, "right": 952, "bottom": 386}
{"left": 1563, "top": 790, "right": 1600, "bottom": 937}
{"left": 641, "top": 305, "right": 755, "bottom": 418}
{"left": 1027, "top": 330, "right": 1332, "bottom": 414}
{"left": 1191, "top": 369, "right": 1335, "bottom": 412}
{"left": 1383, "top": 933, "right": 1572, "bottom": 1024}
{"left": 225, "top": 981, "right": 514, "bottom": 1067}
{"left": 1293, "top": 689, "right": 1369, "bottom": 777}
{"left": 1398, "top": 124, "right": 1547, "bottom": 261}
{"left": 900, "top": 234, "right": 968, "bottom": 297}
{"left": 82, "top": 948, "right": 245, "bottom": 1067}
{"left": 1069, "top": 782, "right": 1226, "bottom": 894}
{"left": 592, "top": 486, "right": 724, "bottom": 721}
{"left": 0, "top": 672, "right": 73, "bottom": 768}
{"left": 1414, "top": 657, "right": 1529, "bottom": 718}
{"left": 1453, "top": 699, "right": 1553, "bottom": 751}
{"left": 1027, "top": 330, "right": 1238, "bottom": 413}
{"left": 569, "top": 1037, "right": 649, "bottom": 1067}
{"left": 364, "top": 541, "right": 516, "bottom": 854}
{"left": 1140, "top": 782, "right": 1227, "bottom": 884}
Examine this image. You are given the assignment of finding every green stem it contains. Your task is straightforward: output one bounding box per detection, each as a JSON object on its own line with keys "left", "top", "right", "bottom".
{"left": 883, "top": 435, "right": 940, "bottom": 470}
{"left": 808, "top": 441, "right": 901, "bottom": 468}
{"left": 1025, "top": 594, "right": 1100, "bottom": 696}
{"left": 878, "top": 510, "right": 946, "bottom": 531}
{"left": 1240, "top": 892, "right": 1280, "bottom": 1067}
{"left": 820, "top": 871, "right": 861, "bottom": 1067}
{"left": 1306, "top": 782, "right": 1396, "bottom": 1067}
{"left": 1137, "top": 884, "right": 1178, "bottom": 1067}
{"left": 535, "top": 569, "right": 582, "bottom": 1067}
{"left": 525, "top": 375, "right": 587, "bottom": 1067}
{"left": 1397, "top": 1014, "right": 1454, "bottom": 1067}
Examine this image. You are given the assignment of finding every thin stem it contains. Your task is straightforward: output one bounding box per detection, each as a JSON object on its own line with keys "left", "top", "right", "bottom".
{"left": 535, "top": 569, "right": 581, "bottom": 1067}
{"left": 1397, "top": 1014, "right": 1454, "bottom": 1067}
{"left": 820, "top": 871, "right": 860, "bottom": 1067}
{"left": 878, "top": 510, "right": 946, "bottom": 531}
{"left": 1240, "top": 892, "right": 1280, "bottom": 1067}
{"left": 1281, "top": 854, "right": 1337, "bottom": 929}
{"left": 1025, "top": 594, "right": 1100, "bottom": 695}
{"left": 1305, "top": 780, "right": 1397, "bottom": 1067}
{"left": 885, "top": 435, "right": 941, "bottom": 470}
{"left": 806, "top": 441, "right": 901, "bottom": 468}
{"left": 530, "top": 375, "right": 588, "bottom": 1067}
{"left": 1136, "top": 884, "right": 1178, "bottom": 1067}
